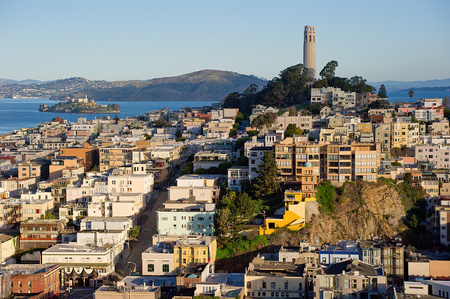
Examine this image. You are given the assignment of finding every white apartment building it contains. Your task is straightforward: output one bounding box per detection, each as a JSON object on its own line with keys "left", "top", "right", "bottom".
{"left": 108, "top": 173, "right": 154, "bottom": 205}
{"left": 415, "top": 145, "right": 450, "bottom": 169}
{"left": 227, "top": 166, "right": 249, "bottom": 192}
{"left": 311, "top": 87, "right": 356, "bottom": 109}
{"left": 80, "top": 216, "right": 133, "bottom": 232}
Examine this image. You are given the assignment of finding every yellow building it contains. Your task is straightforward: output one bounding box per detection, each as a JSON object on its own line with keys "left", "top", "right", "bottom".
{"left": 174, "top": 236, "right": 217, "bottom": 271}
{"left": 391, "top": 122, "right": 408, "bottom": 148}
{"left": 260, "top": 190, "right": 316, "bottom": 235}
{"left": 356, "top": 123, "right": 373, "bottom": 133}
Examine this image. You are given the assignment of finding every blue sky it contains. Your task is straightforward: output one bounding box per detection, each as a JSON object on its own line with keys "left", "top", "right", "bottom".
{"left": 0, "top": 0, "right": 449, "bottom": 82}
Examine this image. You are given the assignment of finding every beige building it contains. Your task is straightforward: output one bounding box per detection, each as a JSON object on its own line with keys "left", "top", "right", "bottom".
{"left": 99, "top": 144, "right": 138, "bottom": 171}
{"left": 49, "top": 156, "right": 84, "bottom": 180}
{"left": 428, "top": 119, "right": 450, "bottom": 135}
{"left": 245, "top": 255, "right": 306, "bottom": 299}
{"left": 0, "top": 197, "right": 54, "bottom": 229}
{"left": 17, "top": 162, "right": 42, "bottom": 180}
{"left": 314, "top": 259, "right": 387, "bottom": 299}
{"left": 95, "top": 283, "right": 161, "bottom": 299}
{"left": 275, "top": 112, "right": 313, "bottom": 131}
{"left": 0, "top": 233, "right": 16, "bottom": 263}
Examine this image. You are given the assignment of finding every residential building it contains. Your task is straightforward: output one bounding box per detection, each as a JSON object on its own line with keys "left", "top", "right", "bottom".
{"left": 59, "top": 143, "right": 99, "bottom": 171}
{"left": 168, "top": 185, "right": 214, "bottom": 203}
{"left": 227, "top": 166, "right": 249, "bottom": 192}
{"left": 359, "top": 240, "right": 382, "bottom": 266}
{"left": 95, "top": 282, "right": 161, "bottom": 299}
{"left": 142, "top": 235, "right": 217, "bottom": 276}
{"left": 275, "top": 138, "right": 320, "bottom": 188}
{"left": 314, "top": 259, "right": 387, "bottom": 299}
{"left": 428, "top": 119, "right": 450, "bottom": 135}
{"left": 245, "top": 255, "right": 306, "bottom": 299}
{"left": 260, "top": 190, "right": 317, "bottom": 235}
{"left": 319, "top": 241, "right": 361, "bottom": 265}
{"left": 19, "top": 219, "right": 71, "bottom": 250}
{"left": 0, "top": 234, "right": 16, "bottom": 263}
{"left": 108, "top": 172, "right": 154, "bottom": 206}
{"left": 80, "top": 216, "right": 132, "bottom": 232}
{"left": 311, "top": 87, "right": 356, "bottom": 109}
{"left": 99, "top": 144, "right": 138, "bottom": 171}
{"left": 0, "top": 197, "right": 54, "bottom": 229}
{"left": 0, "top": 264, "right": 60, "bottom": 298}
{"left": 42, "top": 243, "right": 116, "bottom": 281}
{"left": 156, "top": 202, "right": 215, "bottom": 236}
{"left": 48, "top": 156, "right": 84, "bottom": 180}
{"left": 275, "top": 112, "right": 313, "bottom": 131}
{"left": 373, "top": 123, "right": 391, "bottom": 159}
{"left": 380, "top": 239, "right": 404, "bottom": 287}
{"left": 193, "top": 150, "right": 229, "bottom": 171}
{"left": 415, "top": 144, "right": 450, "bottom": 169}
{"left": 17, "top": 162, "right": 42, "bottom": 180}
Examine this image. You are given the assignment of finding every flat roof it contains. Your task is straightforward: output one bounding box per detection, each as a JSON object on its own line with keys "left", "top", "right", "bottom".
{"left": 43, "top": 244, "right": 111, "bottom": 254}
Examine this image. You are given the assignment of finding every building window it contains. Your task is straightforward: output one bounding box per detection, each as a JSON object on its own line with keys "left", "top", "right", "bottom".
{"left": 162, "top": 264, "right": 169, "bottom": 272}
{"left": 262, "top": 282, "right": 266, "bottom": 289}
{"left": 28, "top": 281, "right": 31, "bottom": 288}
{"left": 271, "top": 282, "right": 276, "bottom": 289}
{"left": 147, "top": 264, "right": 154, "bottom": 272}
{"left": 247, "top": 282, "right": 251, "bottom": 289}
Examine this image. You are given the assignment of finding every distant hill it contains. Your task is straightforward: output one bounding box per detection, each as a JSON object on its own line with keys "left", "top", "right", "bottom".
{"left": 0, "top": 70, "right": 267, "bottom": 102}
{"left": 368, "top": 78, "right": 450, "bottom": 91}
{"left": 0, "top": 78, "right": 45, "bottom": 85}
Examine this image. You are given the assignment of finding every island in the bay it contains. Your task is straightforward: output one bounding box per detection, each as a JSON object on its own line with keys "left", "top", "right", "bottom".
{"left": 39, "top": 96, "right": 121, "bottom": 113}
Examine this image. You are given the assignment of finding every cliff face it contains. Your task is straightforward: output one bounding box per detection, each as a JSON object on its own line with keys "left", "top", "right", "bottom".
{"left": 305, "top": 181, "right": 407, "bottom": 244}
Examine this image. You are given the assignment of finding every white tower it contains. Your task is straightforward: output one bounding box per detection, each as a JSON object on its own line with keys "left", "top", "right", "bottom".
{"left": 303, "top": 26, "right": 316, "bottom": 80}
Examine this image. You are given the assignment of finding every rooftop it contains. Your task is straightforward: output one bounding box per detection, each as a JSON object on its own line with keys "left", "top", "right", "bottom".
{"left": 43, "top": 244, "right": 112, "bottom": 254}
{"left": 0, "top": 264, "right": 59, "bottom": 276}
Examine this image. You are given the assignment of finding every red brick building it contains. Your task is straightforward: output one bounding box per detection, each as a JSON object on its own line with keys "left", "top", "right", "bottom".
{"left": 19, "top": 219, "right": 74, "bottom": 250}
{"left": 0, "top": 264, "right": 60, "bottom": 298}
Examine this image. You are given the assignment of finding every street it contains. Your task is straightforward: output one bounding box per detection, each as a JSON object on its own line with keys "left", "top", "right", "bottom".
{"left": 115, "top": 189, "right": 167, "bottom": 276}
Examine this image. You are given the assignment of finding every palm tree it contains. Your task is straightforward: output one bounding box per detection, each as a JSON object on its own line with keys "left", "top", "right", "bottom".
{"left": 408, "top": 90, "right": 414, "bottom": 101}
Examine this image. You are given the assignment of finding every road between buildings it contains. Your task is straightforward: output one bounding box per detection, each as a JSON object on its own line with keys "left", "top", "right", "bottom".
{"left": 115, "top": 189, "right": 167, "bottom": 276}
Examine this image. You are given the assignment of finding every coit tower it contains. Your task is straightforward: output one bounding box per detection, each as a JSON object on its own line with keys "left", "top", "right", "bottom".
{"left": 303, "top": 25, "right": 316, "bottom": 80}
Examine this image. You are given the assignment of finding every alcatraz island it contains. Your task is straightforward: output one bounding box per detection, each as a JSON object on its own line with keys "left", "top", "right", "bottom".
{"left": 39, "top": 96, "right": 121, "bottom": 114}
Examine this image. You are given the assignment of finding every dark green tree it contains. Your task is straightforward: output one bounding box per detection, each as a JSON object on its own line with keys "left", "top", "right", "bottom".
{"left": 378, "top": 84, "right": 387, "bottom": 98}
{"left": 235, "top": 137, "right": 250, "bottom": 151}
{"left": 218, "top": 162, "right": 232, "bottom": 175}
{"left": 319, "top": 60, "right": 339, "bottom": 80}
{"left": 175, "top": 130, "right": 182, "bottom": 139}
{"left": 250, "top": 151, "right": 279, "bottom": 199}
{"left": 235, "top": 156, "right": 249, "bottom": 166}
{"left": 284, "top": 124, "right": 303, "bottom": 137}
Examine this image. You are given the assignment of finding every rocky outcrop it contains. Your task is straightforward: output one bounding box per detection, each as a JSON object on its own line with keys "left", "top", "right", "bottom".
{"left": 304, "top": 181, "right": 406, "bottom": 244}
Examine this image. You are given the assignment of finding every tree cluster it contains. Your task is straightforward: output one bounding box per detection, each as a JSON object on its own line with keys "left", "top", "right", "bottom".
{"left": 284, "top": 124, "right": 303, "bottom": 137}
{"left": 223, "top": 64, "right": 311, "bottom": 114}
{"left": 250, "top": 112, "right": 277, "bottom": 130}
